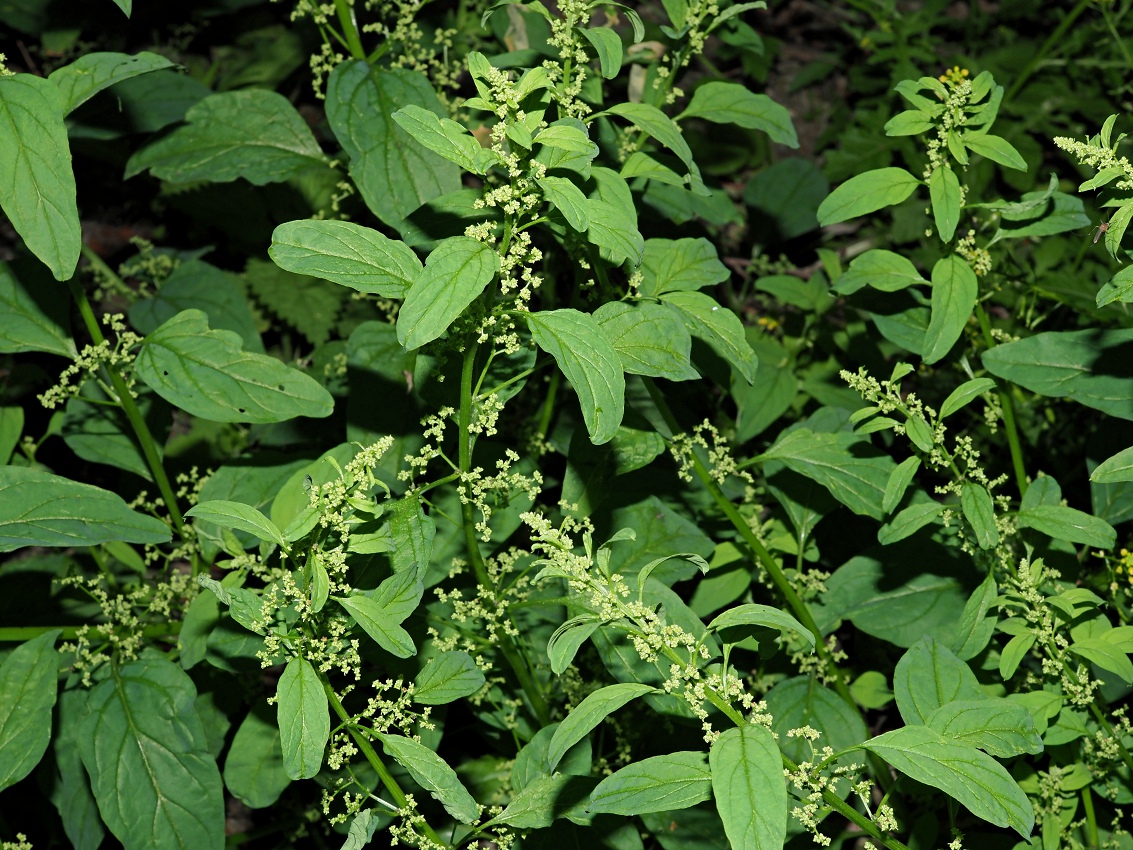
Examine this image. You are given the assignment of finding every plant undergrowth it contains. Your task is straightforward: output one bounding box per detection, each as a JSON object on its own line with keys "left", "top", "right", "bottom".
{"left": 1, "top": 1, "right": 1133, "bottom": 849}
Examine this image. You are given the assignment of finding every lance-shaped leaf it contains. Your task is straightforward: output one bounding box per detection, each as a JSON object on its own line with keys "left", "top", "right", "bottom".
{"left": 276, "top": 657, "right": 330, "bottom": 780}
{"left": 662, "top": 290, "right": 758, "bottom": 384}
{"left": 134, "top": 309, "right": 334, "bottom": 423}
{"left": 926, "top": 700, "right": 1043, "bottom": 758}
{"left": 923, "top": 255, "right": 978, "bottom": 364}
{"left": 270, "top": 220, "right": 422, "bottom": 298}
{"left": 0, "top": 261, "right": 74, "bottom": 356}
{"left": 0, "top": 630, "right": 60, "bottom": 791}
{"left": 0, "top": 74, "right": 80, "bottom": 280}
{"left": 548, "top": 683, "right": 654, "bottom": 771}
{"left": 817, "top": 167, "right": 921, "bottom": 226}
{"left": 397, "top": 236, "right": 500, "bottom": 350}
{"left": 391, "top": 104, "right": 498, "bottom": 175}
{"left": 126, "top": 89, "right": 327, "bottom": 185}
{"left": 710, "top": 725, "right": 786, "bottom": 850}
{"left": 377, "top": 733, "right": 480, "bottom": 823}
{"left": 1016, "top": 505, "right": 1115, "bottom": 548}
{"left": 528, "top": 309, "right": 625, "bottom": 445}
{"left": 413, "top": 651, "right": 485, "bottom": 705}
{"left": 601, "top": 102, "right": 695, "bottom": 171}
{"left": 48, "top": 51, "right": 175, "bottom": 115}
{"left": 335, "top": 593, "right": 417, "bottom": 658}
{"left": 708, "top": 603, "right": 815, "bottom": 652}
{"left": 588, "top": 752, "right": 712, "bottom": 815}
{"left": 678, "top": 81, "right": 798, "bottom": 148}
{"left": 593, "top": 301, "right": 698, "bottom": 381}
{"left": 960, "top": 482, "right": 998, "bottom": 550}
{"left": 929, "top": 165, "right": 961, "bottom": 242}
{"left": 79, "top": 656, "right": 225, "bottom": 850}
{"left": 538, "top": 175, "right": 589, "bottom": 232}
{"left": 0, "top": 467, "right": 170, "bottom": 552}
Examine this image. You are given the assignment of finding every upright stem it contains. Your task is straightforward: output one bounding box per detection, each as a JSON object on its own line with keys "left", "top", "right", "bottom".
{"left": 458, "top": 345, "right": 552, "bottom": 727}
{"left": 69, "top": 264, "right": 186, "bottom": 537}
{"left": 321, "top": 677, "right": 447, "bottom": 848}
{"left": 1004, "top": 0, "right": 1090, "bottom": 101}
{"left": 976, "top": 304, "right": 1028, "bottom": 498}
{"left": 333, "top": 0, "right": 367, "bottom": 59}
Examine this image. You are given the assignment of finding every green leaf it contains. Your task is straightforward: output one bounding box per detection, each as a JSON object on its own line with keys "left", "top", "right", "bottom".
{"left": 929, "top": 165, "right": 961, "bottom": 242}
{"left": 661, "top": 290, "right": 758, "bottom": 384}
{"left": 1096, "top": 265, "right": 1133, "bottom": 308}
{"left": 707, "top": 603, "right": 815, "bottom": 652}
{"left": 276, "top": 657, "right": 330, "bottom": 780}
{"left": 134, "top": 309, "right": 334, "bottom": 423}
{"left": 0, "top": 630, "right": 59, "bottom": 791}
{"left": 0, "top": 261, "right": 74, "bottom": 356}
{"left": 335, "top": 593, "right": 417, "bottom": 658}
{"left": 766, "top": 676, "right": 869, "bottom": 761}
{"left": 387, "top": 496, "right": 435, "bottom": 574}
{"left": 893, "top": 636, "right": 985, "bottom": 725}
{"left": 882, "top": 456, "right": 920, "bottom": 514}
{"left": 982, "top": 329, "right": 1133, "bottom": 420}
{"left": 397, "top": 236, "right": 500, "bottom": 350}
{"left": 0, "top": 466, "right": 171, "bottom": 552}
{"left": 412, "top": 651, "right": 485, "bottom": 705}
{"left": 940, "top": 378, "right": 997, "bottom": 418}
{"left": 923, "top": 255, "right": 978, "bottom": 365}
{"left": 1016, "top": 505, "right": 1116, "bottom": 548}
{"left": 547, "top": 616, "right": 601, "bottom": 675}
{"left": 494, "top": 774, "right": 595, "bottom": 828}
{"left": 538, "top": 175, "right": 590, "bottom": 231}
{"left": 760, "top": 429, "right": 894, "bottom": 520}
{"left": 586, "top": 166, "right": 644, "bottom": 264}
{"left": 951, "top": 572, "right": 998, "bottom": 661}
{"left": 110, "top": 0, "right": 131, "bottom": 14}
{"left": 878, "top": 500, "right": 945, "bottom": 544}
{"left": 961, "top": 482, "right": 998, "bottom": 550}
{"left": 326, "top": 61, "right": 460, "bottom": 228}
{"left": 270, "top": 219, "right": 422, "bottom": 299}
{"left": 679, "top": 81, "right": 797, "bottom": 147}
{"left": 533, "top": 123, "right": 598, "bottom": 154}
{"left": 816, "top": 167, "right": 921, "bottom": 226}
{"left": 593, "top": 301, "right": 698, "bottom": 381}
{"left": 0, "top": 74, "right": 80, "bottom": 280}
{"left": 548, "top": 683, "right": 654, "bottom": 771}
{"left": 1104, "top": 202, "right": 1133, "bottom": 261}
{"left": 1068, "top": 638, "right": 1133, "bottom": 683}
{"left": 79, "top": 655, "right": 225, "bottom": 850}
{"left": 0, "top": 406, "right": 22, "bottom": 465}
{"left": 859, "top": 726, "right": 1034, "bottom": 836}
{"left": 186, "top": 500, "right": 285, "bottom": 549}
{"left": 51, "top": 689, "right": 105, "bottom": 850}
{"left": 999, "top": 632, "right": 1036, "bottom": 680}
{"left": 528, "top": 309, "right": 625, "bottom": 445}
{"left": 245, "top": 258, "right": 345, "bottom": 348}
{"left": 342, "top": 810, "right": 382, "bottom": 850}
{"left": 391, "top": 104, "right": 497, "bottom": 175}
{"left": 581, "top": 27, "right": 622, "bottom": 78}
{"left": 926, "top": 700, "right": 1043, "bottom": 757}
{"left": 833, "top": 249, "right": 926, "bottom": 295}
{"left": 48, "top": 51, "right": 174, "bottom": 115}
{"left": 588, "top": 751, "right": 712, "bottom": 815}
{"left": 125, "top": 89, "right": 327, "bottom": 185}
{"left": 377, "top": 733, "right": 480, "bottom": 823}
{"left": 884, "top": 110, "right": 935, "bottom": 136}
{"left": 963, "top": 133, "right": 1026, "bottom": 170}
{"left": 1092, "top": 445, "right": 1133, "bottom": 484}
{"left": 602, "top": 102, "right": 694, "bottom": 171}
{"left": 639, "top": 237, "right": 730, "bottom": 296}
{"left": 223, "top": 706, "right": 291, "bottom": 809}
{"left": 709, "top": 725, "right": 786, "bottom": 850}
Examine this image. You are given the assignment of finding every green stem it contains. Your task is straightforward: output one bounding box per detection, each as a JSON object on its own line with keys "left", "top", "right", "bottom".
{"left": 69, "top": 262, "right": 187, "bottom": 538}
{"left": 321, "top": 678, "right": 447, "bottom": 848}
{"left": 333, "top": 0, "right": 367, "bottom": 59}
{"left": 1004, "top": 0, "right": 1091, "bottom": 102}
{"left": 0, "top": 623, "right": 181, "bottom": 642}
{"left": 458, "top": 345, "right": 552, "bottom": 727}
{"left": 535, "top": 370, "right": 560, "bottom": 442}
{"left": 976, "top": 304, "right": 1028, "bottom": 497}
{"left": 1083, "top": 785, "right": 1098, "bottom": 850}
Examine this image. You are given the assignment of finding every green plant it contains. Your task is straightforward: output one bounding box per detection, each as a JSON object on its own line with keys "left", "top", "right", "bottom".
{"left": 1, "top": 1, "right": 1133, "bottom": 850}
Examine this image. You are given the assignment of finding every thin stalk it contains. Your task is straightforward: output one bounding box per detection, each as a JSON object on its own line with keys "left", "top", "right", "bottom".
{"left": 69, "top": 263, "right": 187, "bottom": 537}
{"left": 976, "top": 304, "right": 1028, "bottom": 497}
{"left": 1004, "top": 0, "right": 1091, "bottom": 102}
{"left": 0, "top": 623, "right": 181, "bottom": 642}
{"left": 458, "top": 346, "right": 552, "bottom": 726}
{"left": 333, "top": 0, "right": 367, "bottom": 59}
{"left": 321, "top": 678, "right": 447, "bottom": 848}
{"left": 1083, "top": 785, "right": 1098, "bottom": 850}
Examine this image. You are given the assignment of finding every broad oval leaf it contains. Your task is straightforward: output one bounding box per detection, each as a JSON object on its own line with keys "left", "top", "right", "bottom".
{"left": 270, "top": 220, "right": 422, "bottom": 299}
{"left": 48, "top": 51, "right": 174, "bottom": 115}
{"left": 893, "top": 636, "right": 985, "bottom": 726}
{"left": 766, "top": 676, "right": 868, "bottom": 762}
{"left": 661, "top": 290, "right": 758, "bottom": 384}
{"left": 923, "top": 255, "right": 978, "bottom": 365}
{"left": 581, "top": 27, "right": 623, "bottom": 79}
{"left": 708, "top": 603, "right": 815, "bottom": 652}
{"left": 859, "top": 725, "right": 1034, "bottom": 837}
{"left": 0, "top": 630, "right": 60, "bottom": 791}
{"left": 0, "top": 74, "right": 80, "bottom": 280}
{"left": 397, "top": 236, "right": 500, "bottom": 350}
{"left": 134, "top": 309, "right": 334, "bottom": 423}
{"left": 0, "top": 466, "right": 171, "bottom": 552}
{"left": 538, "top": 175, "right": 590, "bottom": 232}
{"left": 223, "top": 705, "right": 291, "bottom": 809}
{"left": 679, "top": 81, "right": 798, "bottom": 147}
{"left": 833, "top": 249, "right": 926, "bottom": 295}
{"left": 335, "top": 594, "right": 417, "bottom": 658}
{"left": 1091, "top": 445, "right": 1133, "bottom": 484}
{"left": 377, "top": 732, "right": 480, "bottom": 823}
{"left": 79, "top": 655, "right": 225, "bottom": 850}
{"left": 548, "top": 683, "right": 654, "bottom": 771}
{"left": 1096, "top": 265, "right": 1133, "bottom": 308}
{"left": 602, "top": 102, "right": 694, "bottom": 171}
{"left": 588, "top": 751, "right": 712, "bottom": 815}
{"left": 276, "top": 657, "right": 330, "bottom": 780}
{"left": 391, "top": 104, "right": 497, "bottom": 175}
{"left": 963, "top": 133, "right": 1027, "bottom": 170}
{"left": 816, "top": 167, "right": 921, "bottom": 226}
{"left": 593, "top": 301, "right": 698, "bottom": 381}
{"left": 709, "top": 725, "right": 786, "bottom": 850}
{"left": 494, "top": 774, "right": 596, "bottom": 828}
{"left": 639, "top": 237, "right": 730, "bottom": 296}
{"left": 1016, "top": 505, "right": 1116, "bottom": 549}
{"left": 326, "top": 61, "right": 461, "bottom": 228}
{"left": 528, "top": 309, "right": 626, "bottom": 445}
{"left": 412, "top": 651, "right": 485, "bottom": 705}
{"left": 0, "top": 261, "right": 74, "bottom": 356}
{"left": 125, "top": 89, "right": 327, "bottom": 185}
